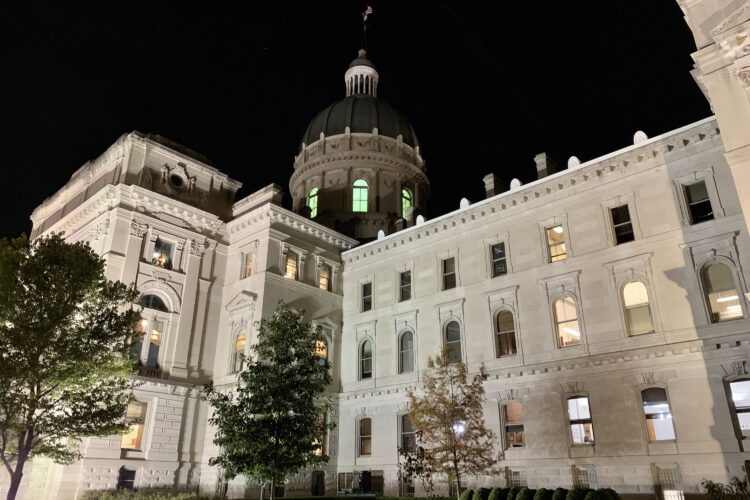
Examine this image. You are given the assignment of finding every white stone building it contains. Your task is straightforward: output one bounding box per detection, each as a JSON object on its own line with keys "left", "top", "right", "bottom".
{"left": 3, "top": 2, "right": 750, "bottom": 499}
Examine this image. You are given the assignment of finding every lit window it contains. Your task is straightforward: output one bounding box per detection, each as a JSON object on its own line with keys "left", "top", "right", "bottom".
{"left": 361, "top": 282, "right": 372, "bottom": 312}
{"left": 623, "top": 281, "right": 654, "bottom": 335}
{"left": 360, "top": 339, "right": 372, "bottom": 380}
{"left": 504, "top": 402, "right": 524, "bottom": 448}
{"left": 313, "top": 413, "right": 326, "bottom": 456}
{"left": 505, "top": 468, "right": 526, "bottom": 488}
{"left": 132, "top": 316, "right": 165, "bottom": 371}
{"left": 399, "top": 271, "right": 411, "bottom": 302}
{"left": 442, "top": 257, "right": 456, "bottom": 290}
{"left": 546, "top": 226, "right": 566, "bottom": 262}
{"left": 656, "top": 466, "right": 685, "bottom": 500}
{"left": 359, "top": 418, "right": 372, "bottom": 455}
{"left": 729, "top": 379, "right": 750, "bottom": 437}
{"left": 315, "top": 339, "right": 328, "bottom": 371}
{"left": 684, "top": 181, "right": 714, "bottom": 224}
{"left": 491, "top": 242, "right": 508, "bottom": 277}
{"left": 146, "top": 319, "right": 163, "bottom": 368}
{"left": 284, "top": 251, "right": 298, "bottom": 280}
{"left": 445, "top": 321, "right": 462, "bottom": 365}
{"left": 319, "top": 264, "right": 331, "bottom": 291}
{"left": 399, "top": 331, "right": 414, "bottom": 374}
{"left": 642, "top": 388, "right": 675, "bottom": 441}
{"left": 573, "top": 466, "right": 597, "bottom": 489}
{"left": 152, "top": 238, "right": 173, "bottom": 270}
{"left": 353, "top": 179, "right": 369, "bottom": 212}
{"left": 402, "top": 188, "right": 413, "bottom": 220}
{"left": 242, "top": 253, "right": 253, "bottom": 279}
{"left": 567, "top": 396, "right": 594, "bottom": 445}
{"left": 121, "top": 401, "right": 147, "bottom": 450}
{"left": 611, "top": 205, "right": 635, "bottom": 244}
{"left": 496, "top": 310, "right": 517, "bottom": 357}
{"left": 140, "top": 294, "right": 168, "bottom": 312}
{"left": 554, "top": 297, "right": 580, "bottom": 347}
{"left": 232, "top": 333, "right": 246, "bottom": 373}
{"left": 307, "top": 187, "right": 319, "bottom": 218}
{"left": 703, "top": 263, "right": 743, "bottom": 322}
{"left": 401, "top": 414, "right": 416, "bottom": 452}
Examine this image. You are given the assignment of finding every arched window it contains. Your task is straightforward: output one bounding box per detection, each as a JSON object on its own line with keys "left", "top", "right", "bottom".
{"left": 503, "top": 402, "right": 524, "bottom": 448}
{"left": 307, "top": 187, "right": 319, "bottom": 218}
{"left": 315, "top": 339, "right": 328, "bottom": 368}
{"left": 352, "top": 179, "right": 369, "bottom": 212}
{"left": 359, "top": 418, "right": 372, "bottom": 456}
{"left": 232, "top": 333, "right": 247, "bottom": 373}
{"left": 399, "top": 331, "right": 414, "bottom": 374}
{"left": 642, "top": 388, "right": 675, "bottom": 441}
{"left": 444, "top": 321, "right": 462, "bottom": 364}
{"left": 703, "top": 263, "right": 743, "bottom": 322}
{"left": 554, "top": 297, "right": 580, "bottom": 347}
{"left": 623, "top": 281, "right": 654, "bottom": 335}
{"left": 402, "top": 188, "right": 413, "bottom": 219}
{"left": 141, "top": 294, "right": 169, "bottom": 312}
{"left": 360, "top": 339, "right": 373, "bottom": 379}
{"left": 132, "top": 315, "right": 165, "bottom": 373}
{"left": 495, "top": 310, "right": 517, "bottom": 357}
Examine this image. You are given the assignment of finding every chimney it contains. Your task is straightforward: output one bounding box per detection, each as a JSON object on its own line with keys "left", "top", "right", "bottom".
{"left": 534, "top": 152, "right": 558, "bottom": 179}
{"left": 483, "top": 173, "right": 505, "bottom": 198}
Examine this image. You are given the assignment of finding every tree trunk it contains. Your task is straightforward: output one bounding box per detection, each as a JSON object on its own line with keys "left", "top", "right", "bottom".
{"left": 6, "top": 469, "right": 23, "bottom": 500}
{"left": 270, "top": 476, "right": 275, "bottom": 500}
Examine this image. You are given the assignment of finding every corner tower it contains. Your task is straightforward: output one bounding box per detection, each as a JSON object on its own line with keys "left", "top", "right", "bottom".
{"left": 290, "top": 49, "right": 429, "bottom": 241}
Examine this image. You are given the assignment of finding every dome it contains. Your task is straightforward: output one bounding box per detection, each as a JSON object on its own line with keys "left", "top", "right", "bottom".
{"left": 301, "top": 95, "right": 419, "bottom": 150}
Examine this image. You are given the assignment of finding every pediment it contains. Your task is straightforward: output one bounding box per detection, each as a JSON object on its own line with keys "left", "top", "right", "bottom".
{"left": 225, "top": 291, "right": 257, "bottom": 314}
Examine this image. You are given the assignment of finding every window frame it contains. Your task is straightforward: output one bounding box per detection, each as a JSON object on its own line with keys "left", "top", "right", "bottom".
{"left": 553, "top": 295, "right": 582, "bottom": 348}
{"left": 622, "top": 280, "right": 655, "bottom": 336}
{"left": 284, "top": 250, "right": 299, "bottom": 281}
{"left": 401, "top": 188, "right": 413, "bottom": 220}
{"left": 151, "top": 236, "right": 175, "bottom": 270}
{"left": 572, "top": 465, "right": 598, "bottom": 489}
{"left": 501, "top": 401, "right": 525, "bottom": 450}
{"left": 361, "top": 281, "right": 373, "bottom": 312}
{"left": 319, "top": 263, "right": 332, "bottom": 291}
{"left": 672, "top": 168, "right": 724, "bottom": 227}
{"left": 700, "top": 260, "right": 746, "bottom": 323}
{"left": 601, "top": 194, "right": 642, "bottom": 247}
{"left": 398, "top": 330, "right": 415, "bottom": 374}
{"left": 241, "top": 252, "right": 253, "bottom": 280}
{"left": 494, "top": 309, "right": 518, "bottom": 358}
{"left": 399, "top": 270, "right": 412, "bottom": 302}
{"left": 121, "top": 400, "right": 148, "bottom": 451}
{"left": 399, "top": 413, "right": 417, "bottom": 453}
{"left": 359, "top": 338, "right": 373, "bottom": 380}
{"left": 443, "top": 319, "right": 463, "bottom": 365}
{"left": 725, "top": 377, "right": 750, "bottom": 448}
{"left": 611, "top": 204, "right": 635, "bottom": 245}
{"left": 133, "top": 306, "right": 169, "bottom": 372}
{"left": 442, "top": 257, "right": 457, "bottom": 290}
{"left": 231, "top": 331, "right": 248, "bottom": 374}
{"left": 539, "top": 215, "right": 572, "bottom": 264}
{"left": 358, "top": 417, "right": 372, "bottom": 456}
{"left": 352, "top": 179, "right": 369, "bottom": 213}
{"left": 566, "top": 394, "right": 595, "bottom": 446}
{"left": 307, "top": 187, "right": 319, "bottom": 218}
{"left": 639, "top": 386, "right": 677, "bottom": 443}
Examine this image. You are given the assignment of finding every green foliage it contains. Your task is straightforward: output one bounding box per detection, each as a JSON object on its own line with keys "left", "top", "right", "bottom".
{"left": 474, "top": 487, "right": 492, "bottom": 500}
{"left": 82, "top": 491, "right": 216, "bottom": 500}
{"left": 534, "top": 488, "right": 554, "bottom": 500}
{"left": 460, "top": 489, "right": 475, "bottom": 500}
{"left": 595, "top": 489, "right": 618, "bottom": 500}
{"left": 604, "top": 489, "right": 620, "bottom": 500}
{"left": 583, "top": 491, "right": 601, "bottom": 500}
{"left": 489, "top": 488, "right": 509, "bottom": 500}
{"left": 566, "top": 489, "right": 591, "bottom": 500}
{"left": 551, "top": 488, "right": 569, "bottom": 500}
{"left": 517, "top": 487, "right": 536, "bottom": 500}
{"left": 508, "top": 486, "right": 521, "bottom": 500}
{"left": 701, "top": 477, "right": 750, "bottom": 500}
{"left": 204, "top": 302, "right": 334, "bottom": 498}
{"left": 397, "top": 444, "right": 436, "bottom": 496}
{"left": 0, "top": 234, "right": 141, "bottom": 499}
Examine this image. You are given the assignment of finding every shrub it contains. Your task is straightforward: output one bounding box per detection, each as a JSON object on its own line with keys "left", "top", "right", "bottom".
{"left": 489, "top": 488, "right": 509, "bottom": 500}
{"left": 475, "top": 488, "right": 493, "bottom": 500}
{"left": 566, "top": 489, "right": 591, "bottom": 500}
{"left": 605, "top": 489, "right": 621, "bottom": 500}
{"left": 508, "top": 486, "right": 521, "bottom": 500}
{"left": 534, "top": 488, "right": 554, "bottom": 500}
{"left": 460, "top": 489, "right": 475, "bottom": 500}
{"left": 583, "top": 491, "right": 602, "bottom": 500}
{"left": 551, "top": 488, "right": 569, "bottom": 500}
{"left": 82, "top": 492, "right": 216, "bottom": 500}
{"left": 517, "top": 488, "right": 537, "bottom": 500}
{"left": 595, "top": 489, "right": 614, "bottom": 500}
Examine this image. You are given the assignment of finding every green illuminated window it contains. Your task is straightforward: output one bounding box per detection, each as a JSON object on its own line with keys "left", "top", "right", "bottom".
{"left": 402, "top": 188, "right": 413, "bottom": 219}
{"left": 307, "top": 187, "right": 319, "bottom": 218}
{"left": 352, "top": 179, "right": 368, "bottom": 212}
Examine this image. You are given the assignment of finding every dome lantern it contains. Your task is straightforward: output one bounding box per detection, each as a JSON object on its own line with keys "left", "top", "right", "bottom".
{"left": 345, "top": 49, "right": 378, "bottom": 97}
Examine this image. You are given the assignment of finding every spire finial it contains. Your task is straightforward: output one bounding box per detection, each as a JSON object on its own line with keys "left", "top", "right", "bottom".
{"left": 345, "top": 49, "right": 379, "bottom": 97}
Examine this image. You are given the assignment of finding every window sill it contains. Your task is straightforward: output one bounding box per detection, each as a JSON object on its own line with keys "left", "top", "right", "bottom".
{"left": 569, "top": 445, "right": 595, "bottom": 458}
{"left": 647, "top": 441, "right": 678, "bottom": 455}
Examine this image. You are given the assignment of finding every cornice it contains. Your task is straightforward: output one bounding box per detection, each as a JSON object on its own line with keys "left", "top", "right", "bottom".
{"left": 263, "top": 271, "right": 345, "bottom": 305}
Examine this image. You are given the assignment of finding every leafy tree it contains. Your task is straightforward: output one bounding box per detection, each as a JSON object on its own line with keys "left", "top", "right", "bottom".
{"left": 204, "top": 303, "right": 334, "bottom": 500}
{"left": 407, "top": 346, "right": 497, "bottom": 494}
{"left": 397, "top": 442, "right": 436, "bottom": 496}
{"left": 0, "top": 234, "right": 141, "bottom": 500}
{"left": 701, "top": 477, "right": 750, "bottom": 500}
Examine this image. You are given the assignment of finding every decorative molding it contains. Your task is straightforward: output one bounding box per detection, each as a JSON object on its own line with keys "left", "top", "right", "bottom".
{"left": 130, "top": 220, "right": 149, "bottom": 238}
{"left": 88, "top": 215, "right": 111, "bottom": 241}
{"left": 138, "top": 279, "right": 182, "bottom": 313}
{"left": 225, "top": 291, "right": 257, "bottom": 316}
{"left": 711, "top": 1, "right": 750, "bottom": 37}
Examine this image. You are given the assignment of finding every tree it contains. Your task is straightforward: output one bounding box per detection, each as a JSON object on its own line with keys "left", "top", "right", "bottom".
{"left": 397, "top": 441, "right": 436, "bottom": 497}
{"left": 407, "top": 347, "right": 497, "bottom": 495}
{"left": 0, "top": 234, "right": 141, "bottom": 500}
{"left": 205, "top": 302, "right": 335, "bottom": 500}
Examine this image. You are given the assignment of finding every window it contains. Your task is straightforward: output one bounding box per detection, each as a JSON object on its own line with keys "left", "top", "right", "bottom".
{"left": 567, "top": 396, "right": 594, "bottom": 445}
{"left": 152, "top": 238, "right": 174, "bottom": 269}
{"left": 315, "top": 339, "right": 328, "bottom": 371}
{"left": 232, "top": 333, "right": 246, "bottom": 373}
{"left": 399, "top": 271, "right": 412, "bottom": 302}
{"left": 491, "top": 242, "right": 508, "bottom": 277}
{"left": 684, "top": 180, "right": 714, "bottom": 224}
{"left": 573, "top": 466, "right": 597, "bottom": 489}
{"left": 360, "top": 340, "right": 373, "bottom": 380}
{"left": 313, "top": 414, "right": 326, "bottom": 456}
{"left": 546, "top": 226, "right": 567, "bottom": 262}
{"left": 442, "top": 257, "right": 456, "bottom": 290}
{"left": 611, "top": 205, "right": 635, "bottom": 244}
{"left": 284, "top": 251, "right": 298, "bottom": 280}
{"left": 121, "top": 401, "right": 147, "bottom": 450}
{"left": 703, "top": 263, "right": 743, "bottom": 322}
{"left": 655, "top": 466, "right": 685, "bottom": 500}
{"left": 444, "top": 321, "right": 462, "bottom": 365}
{"left": 117, "top": 467, "right": 136, "bottom": 490}
{"left": 729, "top": 379, "right": 750, "bottom": 437}
{"left": 140, "top": 294, "right": 168, "bottom": 312}
{"left": 359, "top": 418, "right": 372, "bottom": 455}
{"left": 495, "top": 310, "right": 517, "bottom": 357}
{"left": 399, "top": 331, "right": 414, "bottom": 374}
{"left": 642, "top": 388, "right": 675, "bottom": 441}
{"left": 361, "top": 282, "right": 372, "bottom": 312}
{"left": 554, "top": 297, "right": 580, "bottom": 347}
{"left": 505, "top": 468, "right": 527, "bottom": 488}
{"left": 132, "top": 317, "right": 165, "bottom": 369}
{"left": 308, "top": 187, "right": 319, "bottom": 218}
{"left": 242, "top": 253, "right": 253, "bottom": 279}
{"left": 623, "top": 281, "right": 654, "bottom": 335}
{"left": 401, "top": 414, "right": 416, "bottom": 452}
{"left": 402, "top": 188, "right": 413, "bottom": 219}
{"left": 353, "top": 179, "right": 369, "bottom": 212}
{"left": 319, "top": 264, "right": 331, "bottom": 291}
{"left": 503, "top": 402, "right": 524, "bottom": 448}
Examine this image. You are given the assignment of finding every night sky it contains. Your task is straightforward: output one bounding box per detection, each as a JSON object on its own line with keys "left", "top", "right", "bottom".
{"left": 0, "top": 2, "right": 710, "bottom": 239}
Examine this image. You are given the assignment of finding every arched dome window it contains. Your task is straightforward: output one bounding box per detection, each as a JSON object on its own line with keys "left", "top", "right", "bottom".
{"left": 402, "top": 188, "right": 413, "bottom": 220}
{"left": 307, "top": 187, "right": 319, "bottom": 218}
{"left": 353, "top": 179, "right": 369, "bottom": 213}
{"left": 141, "top": 294, "right": 169, "bottom": 312}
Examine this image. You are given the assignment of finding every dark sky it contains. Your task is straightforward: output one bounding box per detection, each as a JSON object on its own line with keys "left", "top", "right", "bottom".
{"left": 0, "top": 2, "right": 710, "bottom": 238}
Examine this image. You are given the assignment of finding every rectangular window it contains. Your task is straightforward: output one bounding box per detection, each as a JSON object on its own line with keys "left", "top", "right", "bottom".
{"left": 505, "top": 468, "right": 527, "bottom": 488}
{"left": 611, "top": 205, "right": 635, "bottom": 244}
{"left": 567, "top": 396, "right": 594, "bottom": 445}
{"left": 546, "top": 226, "right": 567, "bottom": 262}
{"left": 399, "top": 271, "right": 412, "bottom": 302}
{"left": 319, "top": 264, "right": 331, "bottom": 291}
{"left": 504, "top": 402, "right": 524, "bottom": 448}
{"left": 730, "top": 379, "right": 750, "bottom": 437}
{"left": 491, "top": 242, "right": 508, "bottom": 277}
{"left": 656, "top": 467, "right": 685, "bottom": 500}
{"left": 684, "top": 181, "right": 714, "bottom": 224}
{"left": 362, "top": 282, "right": 372, "bottom": 312}
{"left": 241, "top": 253, "right": 253, "bottom": 278}
{"left": 117, "top": 468, "right": 136, "bottom": 490}
{"left": 284, "top": 251, "right": 298, "bottom": 280}
{"left": 146, "top": 319, "right": 163, "bottom": 368}
{"left": 152, "top": 238, "right": 174, "bottom": 270}
{"left": 442, "top": 257, "right": 456, "bottom": 290}
{"left": 359, "top": 418, "right": 372, "bottom": 456}
{"left": 401, "top": 414, "right": 416, "bottom": 452}
{"left": 121, "top": 401, "right": 147, "bottom": 450}
{"left": 573, "top": 466, "right": 598, "bottom": 489}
